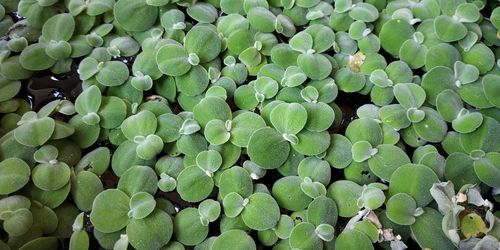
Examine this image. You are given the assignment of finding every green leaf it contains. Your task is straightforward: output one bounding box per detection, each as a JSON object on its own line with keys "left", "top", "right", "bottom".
{"left": 199, "top": 199, "right": 221, "bottom": 223}
{"left": 31, "top": 157, "right": 70, "bottom": 188}
{"left": 349, "top": 2, "right": 379, "bottom": 22}
{"left": 117, "top": 165, "right": 158, "bottom": 197}
{"left": 90, "top": 189, "right": 130, "bottom": 233}
{"left": 302, "top": 102, "right": 335, "bottom": 132}
{"left": 386, "top": 193, "right": 419, "bottom": 225}
{"left": 352, "top": 141, "right": 377, "bottom": 163}
{"left": 136, "top": 134, "right": 164, "bottom": 160}
{"left": 297, "top": 53, "right": 332, "bottom": 80}
{"left": 413, "top": 107, "right": 448, "bottom": 143}
{"left": 307, "top": 196, "right": 338, "bottom": 227}
{"left": 114, "top": 0, "right": 158, "bottom": 32}
{"left": 454, "top": 3, "right": 480, "bottom": 22}
{"left": 156, "top": 44, "right": 191, "bottom": 77}
{"left": 300, "top": 178, "right": 327, "bottom": 198}
{"left": 454, "top": 61, "right": 479, "bottom": 86}
{"left": 17, "top": 236, "right": 59, "bottom": 250}
{"left": 473, "top": 152, "right": 500, "bottom": 188}
{"left": 444, "top": 152, "right": 479, "bottom": 189}
{"left": 254, "top": 76, "right": 279, "bottom": 99}
{"left": 482, "top": 74, "right": 500, "bottom": 108}
{"left": 176, "top": 133, "right": 208, "bottom": 157}
{"left": 410, "top": 208, "right": 455, "bottom": 250}
{"left": 223, "top": 192, "right": 246, "bottom": 218}
{"left": 293, "top": 130, "right": 331, "bottom": 156}
{"left": 177, "top": 166, "right": 214, "bottom": 202}
{"left": 305, "top": 24, "right": 336, "bottom": 54}
{"left": 399, "top": 35, "right": 428, "bottom": 69}
{"left": 204, "top": 119, "right": 231, "bottom": 145}
{"left": 0, "top": 77, "right": 21, "bottom": 102}
{"left": 290, "top": 32, "right": 314, "bottom": 53}
{"left": 389, "top": 164, "right": 439, "bottom": 207}
{"left": 459, "top": 116, "right": 500, "bottom": 153}
{"left": 193, "top": 97, "right": 232, "bottom": 128}
{"left": 187, "top": 3, "right": 218, "bottom": 23}
{"left": 274, "top": 215, "right": 294, "bottom": 239}
{"left": 247, "top": 7, "right": 276, "bottom": 33}
{"left": 230, "top": 112, "right": 266, "bottom": 147}
{"left": 19, "top": 43, "right": 57, "bottom": 71}
{"left": 121, "top": 110, "right": 157, "bottom": 141}
{"left": 173, "top": 207, "right": 208, "bottom": 245}
{"left": 436, "top": 89, "right": 463, "bottom": 122}
{"left": 434, "top": 15, "right": 467, "bottom": 42}
{"left": 211, "top": 230, "right": 256, "bottom": 250}
{"left": 379, "top": 19, "right": 415, "bottom": 57}
{"left": 289, "top": 222, "right": 323, "bottom": 249}
{"left": 219, "top": 167, "right": 253, "bottom": 198}
{"left": 357, "top": 186, "right": 385, "bottom": 210}
{"left": 335, "top": 229, "right": 374, "bottom": 250}
{"left": 425, "top": 43, "right": 461, "bottom": 71}
{"left": 247, "top": 127, "right": 290, "bottom": 169}
{"left": 42, "top": 13, "right": 75, "bottom": 41}
{"left": 128, "top": 192, "right": 156, "bottom": 220}
{"left": 126, "top": 209, "right": 173, "bottom": 250}
{"left": 326, "top": 180, "right": 362, "bottom": 217}
{"left": 184, "top": 24, "right": 221, "bottom": 63}
{"left": 393, "top": 83, "right": 426, "bottom": 109}
{"left": 98, "top": 96, "right": 127, "bottom": 129}
{"left": 345, "top": 117, "right": 383, "bottom": 146}
{"left": 452, "top": 111, "right": 483, "bottom": 134}
{"left": 78, "top": 57, "right": 99, "bottom": 81}
{"left": 3, "top": 208, "right": 33, "bottom": 236}
{"left": 69, "top": 230, "right": 89, "bottom": 250}
{"left": 325, "top": 134, "right": 353, "bottom": 169}
{"left": 196, "top": 150, "right": 222, "bottom": 174}
{"left": 241, "top": 193, "right": 280, "bottom": 231}
{"left": 0, "top": 158, "right": 28, "bottom": 196}
{"left": 298, "top": 157, "right": 331, "bottom": 186}
{"left": 272, "top": 176, "right": 312, "bottom": 211}
{"left": 270, "top": 103, "right": 308, "bottom": 135}
{"left": 96, "top": 61, "right": 129, "bottom": 87}
{"left": 75, "top": 85, "right": 101, "bottom": 115}
{"left": 352, "top": 221, "right": 378, "bottom": 243}
{"left": 71, "top": 171, "right": 103, "bottom": 212}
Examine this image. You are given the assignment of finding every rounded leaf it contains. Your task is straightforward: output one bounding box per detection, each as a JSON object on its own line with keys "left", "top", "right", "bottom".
{"left": 42, "top": 13, "right": 75, "bottom": 41}
{"left": 241, "top": 193, "right": 280, "bottom": 231}
{"left": 211, "top": 230, "right": 256, "bottom": 250}
{"left": 326, "top": 180, "right": 362, "bottom": 217}
{"left": 389, "top": 164, "right": 439, "bottom": 207}
{"left": 129, "top": 192, "right": 156, "bottom": 220}
{"left": 297, "top": 53, "right": 332, "bottom": 80}
{"left": 126, "top": 209, "right": 173, "bottom": 250}
{"left": 230, "top": 112, "right": 266, "bottom": 147}
{"left": 156, "top": 44, "right": 191, "bottom": 77}
{"left": 247, "top": 128, "right": 290, "bottom": 169}
{"left": 90, "top": 189, "right": 130, "bottom": 233}
{"left": 289, "top": 222, "right": 323, "bottom": 249}
{"left": 173, "top": 207, "right": 208, "bottom": 245}
{"left": 114, "top": 0, "right": 158, "bottom": 32}
{"left": 410, "top": 208, "right": 455, "bottom": 250}
{"left": 184, "top": 24, "right": 221, "bottom": 63}
{"left": 335, "top": 229, "right": 374, "bottom": 250}
{"left": 386, "top": 193, "right": 419, "bottom": 225}
{"left": 177, "top": 166, "right": 214, "bottom": 202}
{"left": 270, "top": 103, "right": 308, "bottom": 135}
{"left": 0, "top": 158, "right": 30, "bottom": 195}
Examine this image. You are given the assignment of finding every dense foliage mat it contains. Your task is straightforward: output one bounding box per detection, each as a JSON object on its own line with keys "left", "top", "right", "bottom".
{"left": 0, "top": 0, "right": 499, "bottom": 249}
